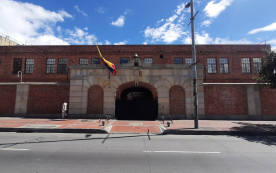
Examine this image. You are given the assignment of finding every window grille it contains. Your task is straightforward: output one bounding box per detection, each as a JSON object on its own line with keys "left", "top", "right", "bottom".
{"left": 46, "top": 59, "right": 55, "bottom": 74}
{"left": 25, "top": 59, "right": 34, "bottom": 74}
{"left": 144, "top": 58, "right": 153, "bottom": 64}
{"left": 80, "top": 58, "right": 88, "bottom": 65}
{"left": 185, "top": 58, "right": 193, "bottom": 65}
{"left": 57, "top": 58, "right": 67, "bottom": 74}
{"left": 120, "top": 58, "right": 129, "bottom": 64}
{"left": 241, "top": 58, "right": 251, "bottom": 73}
{"left": 13, "top": 58, "right": 22, "bottom": 73}
{"left": 253, "top": 58, "right": 262, "bottom": 73}
{"left": 174, "top": 58, "right": 183, "bottom": 64}
{"left": 207, "top": 58, "right": 217, "bottom": 73}
{"left": 219, "top": 58, "right": 229, "bottom": 73}
{"left": 91, "top": 58, "right": 100, "bottom": 64}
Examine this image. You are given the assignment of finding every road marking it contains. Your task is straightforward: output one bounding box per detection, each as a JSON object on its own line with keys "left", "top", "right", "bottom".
{"left": 0, "top": 148, "right": 29, "bottom": 151}
{"left": 143, "top": 151, "right": 220, "bottom": 154}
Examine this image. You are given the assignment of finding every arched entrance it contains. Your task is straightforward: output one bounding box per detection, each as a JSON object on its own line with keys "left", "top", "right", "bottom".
{"left": 115, "top": 87, "right": 158, "bottom": 120}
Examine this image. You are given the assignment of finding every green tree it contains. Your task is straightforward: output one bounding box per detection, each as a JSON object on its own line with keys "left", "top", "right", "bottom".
{"left": 253, "top": 50, "right": 276, "bottom": 88}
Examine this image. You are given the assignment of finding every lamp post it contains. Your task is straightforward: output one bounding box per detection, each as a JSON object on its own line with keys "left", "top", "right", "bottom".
{"left": 185, "top": 0, "right": 198, "bottom": 129}
{"left": 17, "top": 71, "right": 22, "bottom": 83}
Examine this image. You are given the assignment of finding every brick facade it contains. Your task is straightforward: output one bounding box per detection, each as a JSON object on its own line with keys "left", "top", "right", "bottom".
{"left": 204, "top": 85, "right": 248, "bottom": 115}
{"left": 169, "top": 85, "right": 185, "bottom": 115}
{"left": 87, "top": 85, "right": 103, "bottom": 114}
{"left": 259, "top": 86, "right": 276, "bottom": 116}
{"left": 0, "top": 85, "right": 16, "bottom": 114}
{"left": 0, "top": 45, "right": 275, "bottom": 119}
{"left": 27, "top": 85, "right": 69, "bottom": 114}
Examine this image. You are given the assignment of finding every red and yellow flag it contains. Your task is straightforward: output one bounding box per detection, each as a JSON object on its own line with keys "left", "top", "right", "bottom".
{"left": 93, "top": 37, "right": 116, "bottom": 75}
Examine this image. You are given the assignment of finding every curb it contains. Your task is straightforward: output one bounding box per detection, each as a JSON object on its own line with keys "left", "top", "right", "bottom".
{"left": 0, "top": 128, "right": 108, "bottom": 134}
{"left": 162, "top": 130, "right": 276, "bottom": 136}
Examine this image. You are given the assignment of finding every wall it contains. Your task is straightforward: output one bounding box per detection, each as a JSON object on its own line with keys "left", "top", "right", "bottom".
{"left": 87, "top": 85, "right": 104, "bottom": 114}
{"left": 27, "top": 85, "right": 69, "bottom": 114}
{"left": 169, "top": 85, "right": 185, "bottom": 116}
{"left": 204, "top": 85, "right": 248, "bottom": 117}
{"left": 259, "top": 86, "right": 276, "bottom": 116}
{"left": 0, "top": 85, "right": 16, "bottom": 114}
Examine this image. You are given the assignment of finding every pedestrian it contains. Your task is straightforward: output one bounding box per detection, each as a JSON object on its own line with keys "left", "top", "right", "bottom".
{"left": 62, "top": 102, "right": 67, "bottom": 118}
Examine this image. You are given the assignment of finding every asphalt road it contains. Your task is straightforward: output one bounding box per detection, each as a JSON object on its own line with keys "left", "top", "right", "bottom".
{"left": 0, "top": 133, "right": 276, "bottom": 173}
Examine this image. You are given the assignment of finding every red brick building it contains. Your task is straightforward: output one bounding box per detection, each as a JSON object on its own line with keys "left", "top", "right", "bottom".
{"left": 0, "top": 44, "right": 275, "bottom": 120}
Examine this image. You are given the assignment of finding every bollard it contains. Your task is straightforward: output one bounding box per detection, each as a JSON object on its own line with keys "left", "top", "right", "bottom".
{"left": 167, "top": 122, "right": 170, "bottom": 127}
{"left": 102, "top": 121, "right": 105, "bottom": 126}
{"left": 162, "top": 116, "right": 164, "bottom": 124}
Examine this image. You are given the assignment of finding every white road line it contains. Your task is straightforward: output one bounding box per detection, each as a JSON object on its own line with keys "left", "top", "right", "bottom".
{"left": 143, "top": 151, "right": 220, "bottom": 154}
{"left": 0, "top": 148, "right": 29, "bottom": 151}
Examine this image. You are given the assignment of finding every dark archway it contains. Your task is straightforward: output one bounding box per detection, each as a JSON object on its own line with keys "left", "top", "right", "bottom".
{"left": 115, "top": 87, "right": 158, "bottom": 120}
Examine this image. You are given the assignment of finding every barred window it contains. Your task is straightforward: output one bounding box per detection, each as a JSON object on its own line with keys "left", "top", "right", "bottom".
{"left": 174, "top": 58, "right": 183, "bottom": 64}
{"left": 253, "top": 58, "right": 262, "bottom": 73}
{"left": 46, "top": 59, "right": 55, "bottom": 74}
{"left": 25, "top": 59, "right": 34, "bottom": 74}
{"left": 57, "top": 58, "right": 67, "bottom": 74}
{"left": 13, "top": 58, "right": 22, "bottom": 73}
{"left": 80, "top": 58, "right": 88, "bottom": 65}
{"left": 144, "top": 58, "right": 153, "bottom": 64}
{"left": 219, "top": 58, "right": 229, "bottom": 73}
{"left": 241, "top": 58, "right": 251, "bottom": 73}
{"left": 91, "top": 58, "right": 100, "bottom": 64}
{"left": 120, "top": 58, "right": 129, "bottom": 64}
{"left": 185, "top": 58, "right": 193, "bottom": 65}
{"left": 207, "top": 58, "right": 217, "bottom": 73}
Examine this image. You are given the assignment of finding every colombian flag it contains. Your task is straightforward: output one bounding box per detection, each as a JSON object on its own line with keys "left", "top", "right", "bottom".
{"left": 102, "top": 57, "right": 116, "bottom": 75}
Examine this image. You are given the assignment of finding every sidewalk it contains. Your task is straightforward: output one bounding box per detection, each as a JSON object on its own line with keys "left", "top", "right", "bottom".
{"left": 0, "top": 117, "right": 276, "bottom": 135}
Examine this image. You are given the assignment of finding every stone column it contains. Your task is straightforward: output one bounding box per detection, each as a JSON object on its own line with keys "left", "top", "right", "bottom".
{"left": 247, "top": 85, "right": 261, "bottom": 119}
{"left": 14, "top": 84, "right": 29, "bottom": 114}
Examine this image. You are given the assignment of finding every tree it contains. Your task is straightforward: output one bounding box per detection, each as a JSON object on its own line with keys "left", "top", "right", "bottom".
{"left": 253, "top": 50, "right": 276, "bottom": 88}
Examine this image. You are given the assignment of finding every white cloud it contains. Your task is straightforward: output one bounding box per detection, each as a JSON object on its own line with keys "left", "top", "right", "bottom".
{"left": 84, "top": 27, "right": 88, "bottom": 30}
{"left": 272, "top": 46, "right": 276, "bottom": 51}
{"left": 0, "top": 0, "right": 72, "bottom": 45}
{"left": 124, "top": 9, "right": 132, "bottom": 15}
{"left": 65, "top": 27, "right": 95, "bottom": 45}
{"left": 267, "top": 39, "right": 276, "bottom": 45}
{"left": 201, "top": 20, "right": 213, "bottom": 27}
{"left": 248, "top": 23, "right": 276, "bottom": 34}
{"left": 203, "top": 0, "right": 233, "bottom": 18}
{"left": 183, "top": 32, "right": 254, "bottom": 45}
{"left": 74, "top": 5, "right": 87, "bottom": 16}
{"left": 144, "top": 3, "right": 188, "bottom": 44}
{"left": 111, "top": 16, "right": 125, "bottom": 27}
{"left": 114, "top": 40, "right": 127, "bottom": 45}
{"left": 105, "top": 40, "right": 111, "bottom": 45}
{"left": 95, "top": 7, "right": 106, "bottom": 14}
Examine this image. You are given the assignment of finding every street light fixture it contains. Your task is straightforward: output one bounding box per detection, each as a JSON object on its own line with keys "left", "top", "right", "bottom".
{"left": 17, "top": 71, "right": 23, "bottom": 83}
{"left": 185, "top": 0, "right": 199, "bottom": 129}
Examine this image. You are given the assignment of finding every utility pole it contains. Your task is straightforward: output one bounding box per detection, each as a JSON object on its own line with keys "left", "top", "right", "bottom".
{"left": 186, "top": 0, "right": 199, "bottom": 128}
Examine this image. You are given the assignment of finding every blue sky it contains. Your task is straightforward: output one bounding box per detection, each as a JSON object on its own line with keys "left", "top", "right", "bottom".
{"left": 0, "top": 0, "right": 275, "bottom": 50}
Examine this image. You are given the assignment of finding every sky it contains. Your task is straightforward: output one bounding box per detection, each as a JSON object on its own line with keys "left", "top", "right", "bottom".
{"left": 0, "top": 0, "right": 276, "bottom": 50}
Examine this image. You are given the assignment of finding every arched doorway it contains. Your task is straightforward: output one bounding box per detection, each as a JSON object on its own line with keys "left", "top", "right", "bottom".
{"left": 115, "top": 87, "right": 158, "bottom": 120}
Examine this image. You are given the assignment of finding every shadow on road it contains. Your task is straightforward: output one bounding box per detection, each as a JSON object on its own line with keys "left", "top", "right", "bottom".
{"left": 230, "top": 122, "right": 276, "bottom": 146}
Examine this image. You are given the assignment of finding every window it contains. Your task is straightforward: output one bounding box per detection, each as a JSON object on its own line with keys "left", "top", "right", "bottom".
{"left": 253, "top": 58, "right": 262, "bottom": 73}
{"left": 144, "top": 58, "right": 153, "bottom": 64}
{"left": 25, "top": 59, "right": 34, "bottom": 74}
{"left": 91, "top": 58, "right": 100, "bottom": 64}
{"left": 207, "top": 58, "right": 217, "bottom": 73}
{"left": 185, "top": 58, "right": 193, "bottom": 65}
{"left": 120, "top": 58, "right": 129, "bottom": 64}
{"left": 57, "top": 58, "right": 67, "bottom": 74}
{"left": 13, "top": 58, "right": 22, "bottom": 73}
{"left": 46, "top": 59, "right": 55, "bottom": 74}
{"left": 241, "top": 58, "right": 251, "bottom": 73}
{"left": 80, "top": 58, "right": 88, "bottom": 65}
{"left": 174, "top": 58, "right": 183, "bottom": 64}
{"left": 219, "top": 58, "right": 229, "bottom": 73}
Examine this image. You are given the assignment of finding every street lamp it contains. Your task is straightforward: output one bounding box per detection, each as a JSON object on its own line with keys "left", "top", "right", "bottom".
{"left": 185, "top": 0, "right": 199, "bottom": 129}
{"left": 17, "top": 71, "right": 23, "bottom": 83}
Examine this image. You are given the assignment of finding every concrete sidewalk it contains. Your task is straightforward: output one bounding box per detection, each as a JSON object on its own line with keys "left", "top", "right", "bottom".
{"left": 0, "top": 117, "right": 276, "bottom": 135}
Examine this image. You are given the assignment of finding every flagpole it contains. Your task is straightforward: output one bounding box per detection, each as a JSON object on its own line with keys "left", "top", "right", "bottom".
{"left": 93, "top": 37, "right": 102, "bottom": 58}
